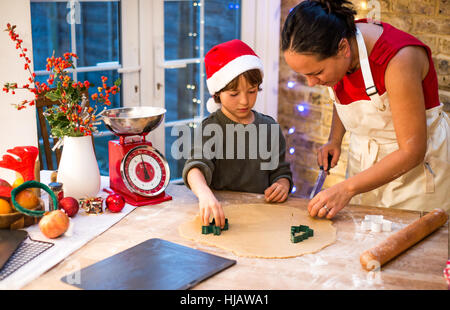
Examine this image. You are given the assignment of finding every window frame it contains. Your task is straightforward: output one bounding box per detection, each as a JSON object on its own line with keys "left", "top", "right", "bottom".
{"left": 142, "top": 0, "right": 281, "bottom": 182}
{"left": 28, "top": 0, "right": 281, "bottom": 180}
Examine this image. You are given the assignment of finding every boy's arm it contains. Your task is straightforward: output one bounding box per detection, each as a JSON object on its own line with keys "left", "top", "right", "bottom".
{"left": 265, "top": 125, "right": 293, "bottom": 202}
{"left": 268, "top": 124, "right": 293, "bottom": 192}
{"left": 186, "top": 167, "right": 225, "bottom": 228}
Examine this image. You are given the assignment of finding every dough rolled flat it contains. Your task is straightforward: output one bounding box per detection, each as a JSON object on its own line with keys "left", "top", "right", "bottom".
{"left": 360, "top": 208, "right": 448, "bottom": 271}
{"left": 178, "top": 203, "right": 337, "bottom": 259}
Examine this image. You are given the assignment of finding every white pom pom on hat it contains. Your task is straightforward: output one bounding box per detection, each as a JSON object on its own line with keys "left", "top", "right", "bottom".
{"left": 206, "top": 97, "right": 221, "bottom": 113}
{"left": 205, "top": 39, "right": 264, "bottom": 113}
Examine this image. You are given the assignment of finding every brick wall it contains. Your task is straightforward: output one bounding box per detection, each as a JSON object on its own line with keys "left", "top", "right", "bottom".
{"left": 278, "top": 0, "right": 450, "bottom": 198}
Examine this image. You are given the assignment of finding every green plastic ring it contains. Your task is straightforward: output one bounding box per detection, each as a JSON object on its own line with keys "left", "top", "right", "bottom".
{"left": 11, "top": 180, "right": 58, "bottom": 217}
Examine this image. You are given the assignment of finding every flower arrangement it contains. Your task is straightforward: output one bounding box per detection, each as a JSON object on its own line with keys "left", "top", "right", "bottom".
{"left": 2, "top": 23, "right": 121, "bottom": 139}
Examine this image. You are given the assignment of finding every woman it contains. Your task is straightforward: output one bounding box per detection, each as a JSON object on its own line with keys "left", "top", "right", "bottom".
{"left": 281, "top": 0, "right": 449, "bottom": 218}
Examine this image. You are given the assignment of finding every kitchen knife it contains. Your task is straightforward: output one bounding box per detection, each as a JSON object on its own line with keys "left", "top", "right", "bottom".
{"left": 309, "top": 154, "right": 333, "bottom": 199}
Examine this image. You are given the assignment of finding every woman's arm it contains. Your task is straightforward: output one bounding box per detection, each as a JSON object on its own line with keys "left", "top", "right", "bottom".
{"left": 318, "top": 102, "right": 347, "bottom": 170}
{"left": 309, "top": 45, "right": 429, "bottom": 218}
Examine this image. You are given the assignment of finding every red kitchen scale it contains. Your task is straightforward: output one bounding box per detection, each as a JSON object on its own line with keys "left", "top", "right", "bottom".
{"left": 99, "top": 107, "right": 172, "bottom": 206}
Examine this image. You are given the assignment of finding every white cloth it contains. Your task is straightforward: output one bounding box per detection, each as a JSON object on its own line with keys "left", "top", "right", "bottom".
{"left": 328, "top": 28, "right": 450, "bottom": 211}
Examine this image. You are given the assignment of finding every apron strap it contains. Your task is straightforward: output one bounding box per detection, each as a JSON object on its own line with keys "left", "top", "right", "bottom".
{"left": 355, "top": 27, "right": 385, "bottom": 111}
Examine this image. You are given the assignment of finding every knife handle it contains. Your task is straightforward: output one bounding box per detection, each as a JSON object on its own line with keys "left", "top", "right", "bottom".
{"left": 319, "top": 154, "right": 333, "bottom": 171}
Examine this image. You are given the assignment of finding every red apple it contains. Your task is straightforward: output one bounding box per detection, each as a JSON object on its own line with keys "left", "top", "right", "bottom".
{"left": 59, "top": 197, "right": 79, "bottom": 217}
{"left": 106, "top": 193, "right": 125, "bottom": 213}
{"left": 0, "top": 178, "right": 13, "bottom": 201}
{"left": 0, "top": 178, "right": 12, "bottom": 188}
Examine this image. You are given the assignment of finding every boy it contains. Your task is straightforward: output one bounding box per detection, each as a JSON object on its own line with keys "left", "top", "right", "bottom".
{"left": 182, "top": 39, "right": 293, "bottom": 228}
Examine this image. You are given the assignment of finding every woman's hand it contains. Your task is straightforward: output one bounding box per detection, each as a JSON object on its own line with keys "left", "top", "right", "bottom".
{"left": 265, "top": 178, "right": 290, "bottom": 203}
{"left": 317, "top": 140, "right": 341, "bottom": 171}
{"left": 307, "top": 181, "right": 354, "bottom": 219}
{"left": 198, "top": 191, "right": 226, "bottom": 228}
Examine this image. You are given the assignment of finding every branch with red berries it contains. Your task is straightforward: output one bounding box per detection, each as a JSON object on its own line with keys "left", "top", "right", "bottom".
{"left": 2, "top": 23, "right": 121, "bottom": 139}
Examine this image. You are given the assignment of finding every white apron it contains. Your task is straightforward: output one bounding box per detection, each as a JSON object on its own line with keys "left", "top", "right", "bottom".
{"left": 328, "top": 28, "right": 450, "bottom": 212}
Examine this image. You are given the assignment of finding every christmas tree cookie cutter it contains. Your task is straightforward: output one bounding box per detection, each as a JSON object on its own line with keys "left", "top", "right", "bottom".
{"left": 290, "top": 225, "right": 314, "bottom": 243}
{"left": 202, "top": 218, "right": 229, "bottom": 235}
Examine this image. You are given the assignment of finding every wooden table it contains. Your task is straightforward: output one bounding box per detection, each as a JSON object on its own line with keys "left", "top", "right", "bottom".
{"left": 23, "top": 184, "right": 449, "bottom": 290}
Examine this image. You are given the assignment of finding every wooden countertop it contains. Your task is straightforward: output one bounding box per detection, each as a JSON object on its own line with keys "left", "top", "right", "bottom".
{"left": 23, "top": 184, "right": 449, "bottom": 290}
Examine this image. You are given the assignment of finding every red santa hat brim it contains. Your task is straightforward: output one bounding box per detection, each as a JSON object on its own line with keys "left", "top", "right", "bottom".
{"left": 206, "top": 54, "right": 264, "bottom": 95}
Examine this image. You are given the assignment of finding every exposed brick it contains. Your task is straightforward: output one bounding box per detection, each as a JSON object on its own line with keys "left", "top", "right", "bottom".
{"left": 438, "top": 74, "right": 450, "bottom": 91}
{"left": 438, "top": 37, "right": 450, "bottom": 55}
{"left": 438, "top": 0, "right": 450, "bottom": 16}
{"left": 433, "top": 57, "right": 449, "bottom": 75}
{"left": 382, "top": 14, "right": 414, "bottom": 32}
{"left": 414, "top": 17, "right": 450, "bottom": 35}
{"left": 414, "top": 34, "right": 438, "bottom": 53}
{"left": 439, "top": 90, "right": 450, "bottom": 114}
{"left": 392, "top": 0, "right": 436, "bottom": 15}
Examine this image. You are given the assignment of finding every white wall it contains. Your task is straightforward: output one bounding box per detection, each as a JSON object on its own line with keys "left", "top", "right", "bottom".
{"left": 241, "top": 0, "right": 281, "bottom": 120}
{"left": 0, "top": 0, "right": 37, "bottom": 184}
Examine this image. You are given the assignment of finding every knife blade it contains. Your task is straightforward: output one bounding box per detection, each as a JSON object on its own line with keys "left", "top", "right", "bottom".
{"left": 309, "top": 154, "right": 333, "bottom": 199}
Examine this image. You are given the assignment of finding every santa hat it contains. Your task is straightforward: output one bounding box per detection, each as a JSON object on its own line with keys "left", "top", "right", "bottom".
{"left": 205, "top": 39, "right": 264, "bottom": 113}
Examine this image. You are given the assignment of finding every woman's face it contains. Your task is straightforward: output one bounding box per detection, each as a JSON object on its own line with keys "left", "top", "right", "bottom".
{"left": 283, "top": 39, "right": 352, "bottom": 87}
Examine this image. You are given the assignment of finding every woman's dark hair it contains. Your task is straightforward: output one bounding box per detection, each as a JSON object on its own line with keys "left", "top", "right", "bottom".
{"left": 214, "top": 69, "right": 263, "bottom": 103}
{"left": 281, "top": 0, "right": 357, "bottom": 60}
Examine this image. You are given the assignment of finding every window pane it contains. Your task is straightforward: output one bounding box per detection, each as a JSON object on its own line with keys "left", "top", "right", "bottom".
{"left": 93, "top": 135, "right": 116, "bottom": 176}
{"left": 204, "top": 0, "right": 241, "bottom": 52}
{"left": 165, "top": 63, "right": 201, "bottom": 122}
{"left": 75, "top": 2, "right": 120, "bottom": 67}
{"left": 31, "top": 2, "right": 71, "bottom": 71}
{"left": 165, "top": 125, "right": 189, "bottom": 181}
{"left": 164, "top": 1, "right": 201, "bottom": 61}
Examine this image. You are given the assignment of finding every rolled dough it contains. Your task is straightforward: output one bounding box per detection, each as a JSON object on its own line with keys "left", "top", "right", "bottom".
{"left": 178, "top": 203, "right": 337, "bottom": 258}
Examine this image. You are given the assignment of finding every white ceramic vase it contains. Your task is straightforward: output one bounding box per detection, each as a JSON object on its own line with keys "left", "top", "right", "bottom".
{"left": 57, "top": 135, "right": 101, "bottom": 200}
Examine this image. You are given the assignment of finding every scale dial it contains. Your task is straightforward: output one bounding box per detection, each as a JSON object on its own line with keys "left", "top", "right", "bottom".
{"left": 120, "top": 145, "right": 170, "bottom": 197}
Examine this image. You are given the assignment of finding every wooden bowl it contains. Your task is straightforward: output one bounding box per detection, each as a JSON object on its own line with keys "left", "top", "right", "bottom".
{"left": 0, "top": 198, "right": 45, "bottom": 229}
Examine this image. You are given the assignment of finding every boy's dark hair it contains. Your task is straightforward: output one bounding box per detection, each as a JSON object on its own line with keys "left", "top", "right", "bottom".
{"left": 213, "top": 69, "right": 263, "bottom": 103}
{"left": 281, "top": 0, "right": 357, "bottom": 60}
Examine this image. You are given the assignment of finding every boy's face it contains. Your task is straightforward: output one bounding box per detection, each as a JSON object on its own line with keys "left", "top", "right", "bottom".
{"left": 219, "top": 75, "right": 258, "bottom": 124}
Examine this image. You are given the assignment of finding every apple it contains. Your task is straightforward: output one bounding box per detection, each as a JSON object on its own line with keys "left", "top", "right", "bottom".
{"left": 59, "top": 197, "right": 79, "bottom": 217}
{"left": 106, "top": 193, "right": 125, "bottom": 213}
{"left": 0, "top": 178, "right": 13, "bottom": 201}
{"left": 0, "top": 178, "right": 12, "bottom": 188}
{"left": 39, "top": 210, "right": 70, "bottom": 238}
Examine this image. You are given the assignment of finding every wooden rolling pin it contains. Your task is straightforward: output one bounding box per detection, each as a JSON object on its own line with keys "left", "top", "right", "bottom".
{"left": 360, "top": 208, "right": 448, "bottom": 271}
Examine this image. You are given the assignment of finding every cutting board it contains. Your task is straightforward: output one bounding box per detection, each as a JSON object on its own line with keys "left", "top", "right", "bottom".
{"left": 61, "top": 238, "right": 236, "bottom": 290}
{"left": 0, "top": 230, "right": 28, "bottom": 270}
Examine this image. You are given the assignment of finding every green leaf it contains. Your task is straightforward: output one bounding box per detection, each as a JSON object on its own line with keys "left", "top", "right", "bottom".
{"left": 45, "top": 92, "right": 60, "bottom": 101}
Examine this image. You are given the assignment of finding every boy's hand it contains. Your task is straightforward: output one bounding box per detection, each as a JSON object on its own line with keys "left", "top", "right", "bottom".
{"left": 198, "top": 192, "right": 226, "bottom": 228}
{"left": 264, "top": 178, "right": 290, "bottom": 203}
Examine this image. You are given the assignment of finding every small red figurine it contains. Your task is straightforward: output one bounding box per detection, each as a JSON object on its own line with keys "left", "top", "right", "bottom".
{"left": 0, "top": 146, "right": 39, "bottom": 198}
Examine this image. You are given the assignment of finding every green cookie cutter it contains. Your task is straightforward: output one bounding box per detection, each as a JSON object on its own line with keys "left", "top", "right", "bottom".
{"left": 11, "top": 180, "right": 58, "bottom": 217}
{"left": 290, "top": 225, "right": 314, "bottom": 243}
{"left": 202, "top": 218, "right": 229, "bottom": 235}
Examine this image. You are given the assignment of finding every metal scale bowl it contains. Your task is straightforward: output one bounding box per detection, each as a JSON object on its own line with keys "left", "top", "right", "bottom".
{"left": 99, "top": 107, "right": 172, "bottom": 206}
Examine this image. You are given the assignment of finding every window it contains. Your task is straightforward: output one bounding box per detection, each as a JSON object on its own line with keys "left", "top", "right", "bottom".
{"left": 30, "top": 0, "right": 121, "bottom": 176}
{"left": 30, "top": 0, "right": 281, "bottom": 183}
{"left": 161, "top": 0, "right": 242, "bottom": 182}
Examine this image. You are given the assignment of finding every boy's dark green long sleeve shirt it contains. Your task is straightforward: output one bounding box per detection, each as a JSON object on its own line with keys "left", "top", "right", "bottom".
{"left": 182, "top": 109, "right": 293, "bottom": 194}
